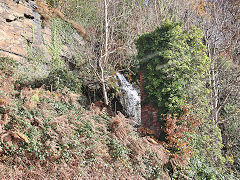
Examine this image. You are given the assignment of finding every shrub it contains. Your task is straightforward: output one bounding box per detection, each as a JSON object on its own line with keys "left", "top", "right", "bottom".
{"left": 46, "top": 68, "right": 82, "bottom": 93}
{"left": 108, "top": 138, "right": 130, "bottom": 161}
{"left": 136, "top": 20, "right": 210, "bottom": 117}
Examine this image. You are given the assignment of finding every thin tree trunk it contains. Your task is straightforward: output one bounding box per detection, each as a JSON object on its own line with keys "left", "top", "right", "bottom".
{"left": 102, "top": 81, "right": 109, "bottom": 106}
{"left": 101, "top": 0, "right": 109, "bottom": 106}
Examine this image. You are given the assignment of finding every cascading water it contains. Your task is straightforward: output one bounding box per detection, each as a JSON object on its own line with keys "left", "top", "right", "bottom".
{"left": 116, "top": 72, "right": 141, "bottom": 126}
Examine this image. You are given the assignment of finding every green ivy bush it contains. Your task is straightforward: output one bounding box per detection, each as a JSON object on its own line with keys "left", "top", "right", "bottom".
{"left": 136, "top": 21, "right": 210, "bottom": 117}
{"left": 135, "top": 21, "right": 236, "bottom": 179}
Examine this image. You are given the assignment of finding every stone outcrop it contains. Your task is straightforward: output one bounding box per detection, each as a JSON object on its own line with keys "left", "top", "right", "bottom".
{"left": 0, "top": 0, "right": 85, "bottom": 80}
{"left": 0, "top": 0, "right": 51, "bottom": 61}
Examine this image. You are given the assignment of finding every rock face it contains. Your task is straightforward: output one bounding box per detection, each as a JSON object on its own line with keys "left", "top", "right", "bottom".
{"left": 0, "top": 0, "right": 51, "bottom": 61}
{"left": 0, "top": 0, "right": 53, "bottom": 81}
{"left": 0, "top": 0, "right": 85, "bottom": 80}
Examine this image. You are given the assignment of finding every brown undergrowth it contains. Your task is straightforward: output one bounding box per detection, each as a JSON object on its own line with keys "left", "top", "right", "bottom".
{"left": 0, "top": 57, "right": 170, "bottom": 179}
{"left": 163, "top": 105, "right": 200, "bottom": 167}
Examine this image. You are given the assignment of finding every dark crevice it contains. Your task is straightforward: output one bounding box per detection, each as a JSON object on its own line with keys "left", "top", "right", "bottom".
{"left": 0, "top": 48, "right": 26, "bottom": 58}
{"left": 13, "top": 0, "right": 20, "bottom": 4}
{"left": 6, "top": 18, "right": 16, "bottom": 22}
{"left": 24, "top": 13, "right": 34, "bottom": 19}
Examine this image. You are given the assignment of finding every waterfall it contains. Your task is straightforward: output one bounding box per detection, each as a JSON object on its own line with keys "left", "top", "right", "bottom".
{"left": 116, "top": 72, "right": 141, "bottom": 125}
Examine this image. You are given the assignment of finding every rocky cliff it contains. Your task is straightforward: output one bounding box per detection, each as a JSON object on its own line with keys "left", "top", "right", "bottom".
{"left": 0, "top": 0, "right": 85, "bottom": 80}
{"left": 0, "top": 0, "right": 51, "bottom": 60}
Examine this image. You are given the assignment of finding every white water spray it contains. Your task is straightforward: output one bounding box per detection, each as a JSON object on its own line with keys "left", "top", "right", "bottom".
{"left": 116, "top": 73, "right": 141, "bottom": 125}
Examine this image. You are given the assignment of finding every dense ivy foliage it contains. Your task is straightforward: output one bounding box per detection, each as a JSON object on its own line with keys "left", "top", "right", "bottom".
{"left": 136, "top": 21, "right": 237, "bottom": 178}
{"left": 136, "top": 21, "right": 210, "bottom": 116}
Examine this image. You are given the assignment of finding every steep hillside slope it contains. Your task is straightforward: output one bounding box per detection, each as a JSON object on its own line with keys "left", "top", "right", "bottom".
{"left": 0, "top": 57, "right": 170, "bottom": 179}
